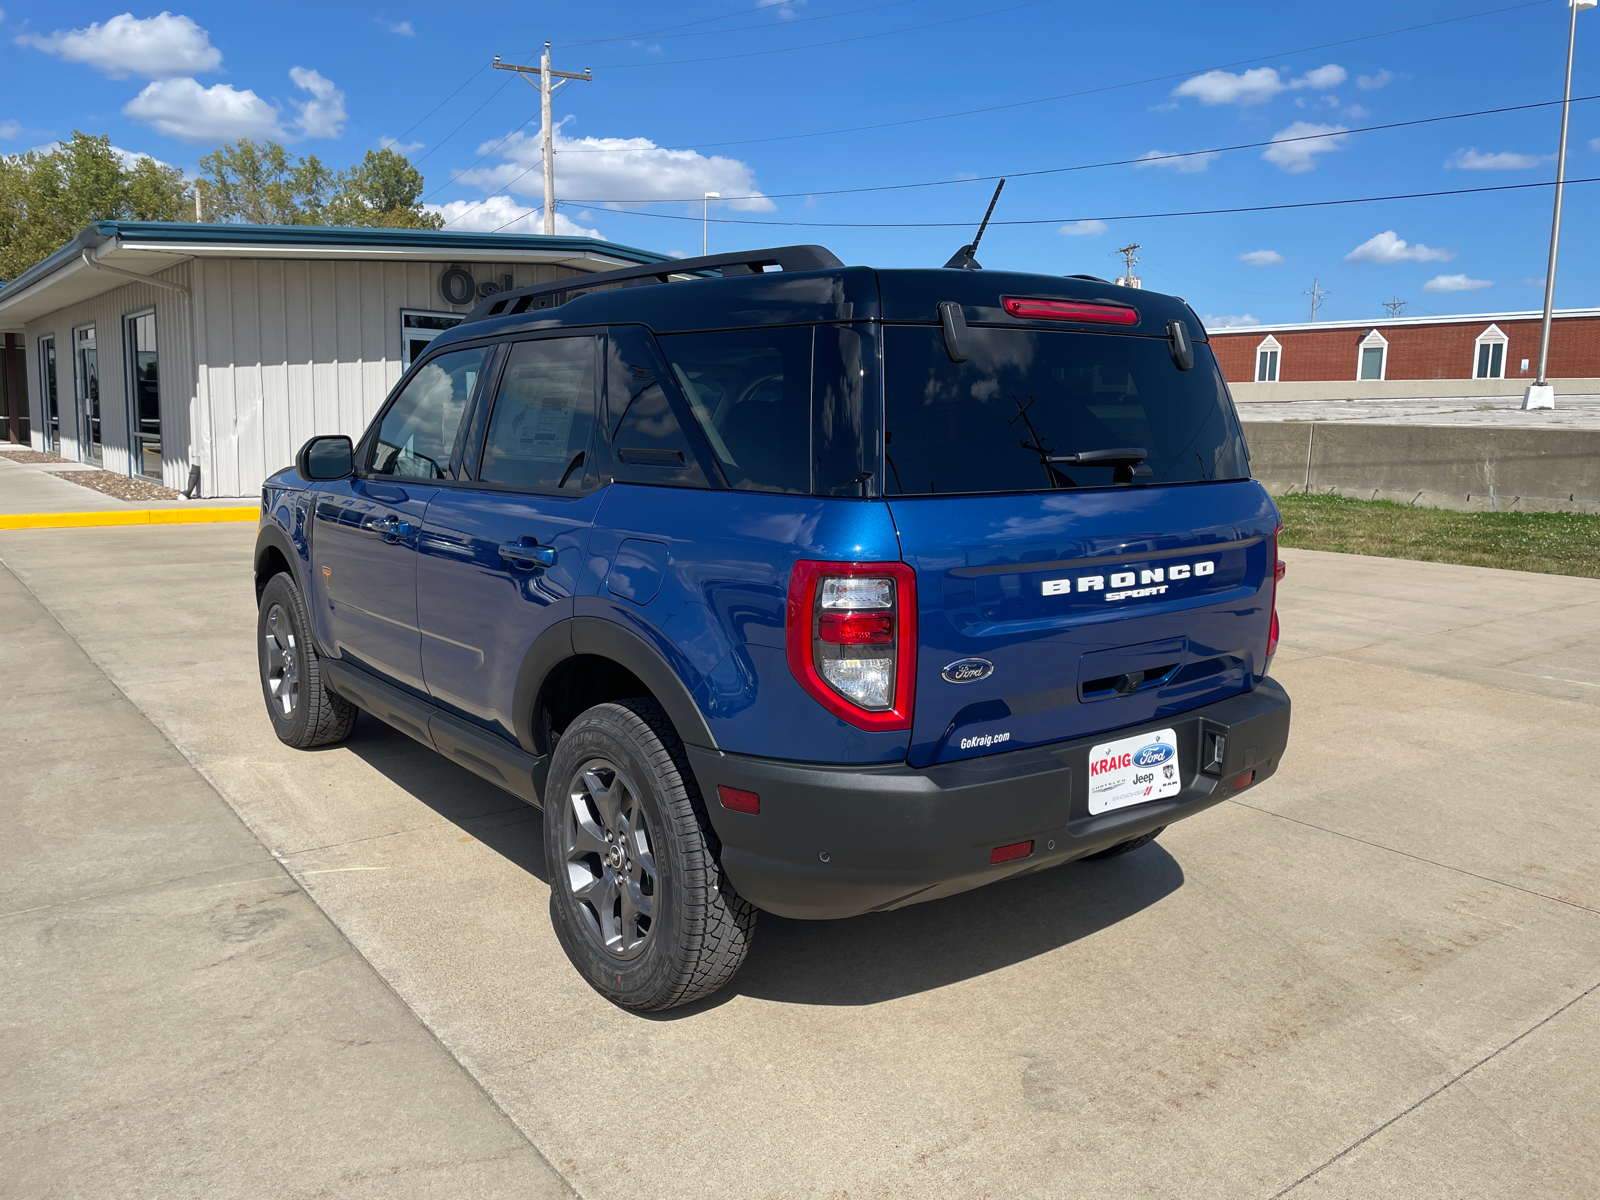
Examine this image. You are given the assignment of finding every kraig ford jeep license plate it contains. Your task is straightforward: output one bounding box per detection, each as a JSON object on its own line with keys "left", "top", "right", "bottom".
{"left": 1087, "top": 727, "right": 1182, "bottom": 815}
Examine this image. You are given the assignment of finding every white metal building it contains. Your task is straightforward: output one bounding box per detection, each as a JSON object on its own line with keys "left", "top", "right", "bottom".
{"left": 0, "top": 222, "right": 671, "bottom": 497}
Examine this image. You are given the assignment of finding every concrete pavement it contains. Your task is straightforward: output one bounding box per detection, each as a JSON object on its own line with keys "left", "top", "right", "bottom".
{"left": 2, "top": 524, "right": 1598, "bottom": 1198}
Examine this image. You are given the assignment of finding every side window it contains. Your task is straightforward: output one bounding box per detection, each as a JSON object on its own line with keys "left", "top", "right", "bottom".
{"left": 605, "top": 325, "right": 709, "bottom": 488}
{"left": 370, "top": 346, "right": 486, "bottom": 478}
{"left": 479, "top": 336, "right": 598, "bottom": 491}
{"left": 656, "top": 326, "right": 812, "bottom": 494}
{"left": 813, "top": 324, "right": 880, "bottom": 496}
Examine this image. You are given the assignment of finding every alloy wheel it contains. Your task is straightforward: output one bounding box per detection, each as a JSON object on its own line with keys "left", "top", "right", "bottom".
{"left": 263, "top": 603, "right": 300, "bottom": 719}
{"left": 562, "top": 759, "right": 658, "bottom": 959}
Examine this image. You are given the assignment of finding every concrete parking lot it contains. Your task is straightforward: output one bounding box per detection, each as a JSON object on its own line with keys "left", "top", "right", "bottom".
{"left": 3, "top": 523, "right": 1598, "bottom": 1199}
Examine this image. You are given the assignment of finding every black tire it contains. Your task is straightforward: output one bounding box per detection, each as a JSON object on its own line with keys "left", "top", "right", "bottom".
{"left": 256, "top": 573, "right": 357, "bottom": 749}
{"left": 1083, "top": 826, "right": 1166, "bottom": 861}
{"left": 545, "top": 699, "right": 756, "bottom": 1011}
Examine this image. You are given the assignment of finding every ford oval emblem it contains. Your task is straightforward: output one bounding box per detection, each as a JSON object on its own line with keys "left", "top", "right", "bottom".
{"left": 941, "top": 658, "right": 994, "bottom": 685}
{"left": 1132, "top": 742, "right": 1175, "bottom": 768}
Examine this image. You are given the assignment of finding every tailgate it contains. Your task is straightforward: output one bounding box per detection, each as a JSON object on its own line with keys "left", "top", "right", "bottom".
{"left": 889, "top": 482, "right": 1278, "bottom": 768}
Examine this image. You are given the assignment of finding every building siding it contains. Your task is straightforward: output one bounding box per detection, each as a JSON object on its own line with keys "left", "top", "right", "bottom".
{"left": 1212, "top": 315, "right": 1600, "bottom": 384}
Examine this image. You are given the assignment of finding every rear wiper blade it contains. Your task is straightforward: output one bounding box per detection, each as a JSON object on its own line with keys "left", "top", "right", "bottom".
{"left": 1046, "top": 446, "right": 1153, "bottom": 482}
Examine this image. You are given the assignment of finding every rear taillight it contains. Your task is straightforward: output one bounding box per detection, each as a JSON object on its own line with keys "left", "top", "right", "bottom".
{"left": 1267, "top": 525, "right": 1285, "bottom": 660}
{"left": 786, "top": 561, "right": 916, "bottom": 731}
{"left": 1001, "top": 296, "right": 1139, "bottom": 325}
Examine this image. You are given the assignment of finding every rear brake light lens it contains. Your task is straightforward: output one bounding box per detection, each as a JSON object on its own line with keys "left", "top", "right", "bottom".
{"left": 1002, "top": 296, "right": 1138, "bottom": 325}
{"left": 1267, "top": 524, "right": 1284, "bottom": 660}
{"left": 787, "top": 560, "right": 917, "bottom": 731}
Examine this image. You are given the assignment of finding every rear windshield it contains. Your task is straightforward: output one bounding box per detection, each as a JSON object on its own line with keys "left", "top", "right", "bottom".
{"left": 882, "top": 326, "right": 1248, "bottom": 495}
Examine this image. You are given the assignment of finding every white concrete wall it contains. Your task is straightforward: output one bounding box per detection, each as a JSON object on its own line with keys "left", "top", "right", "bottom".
{"left": 1230, "top": 377, "right": 1600, "bottom": 403}
{"left": 24, "top": 260, "right": 195, "bottom": 490}
{"left": 189, "top": 257, "right": 584, "bottom": 497}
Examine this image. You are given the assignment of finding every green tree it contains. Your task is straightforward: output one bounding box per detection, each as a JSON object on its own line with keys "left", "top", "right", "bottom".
{"left": 323, "top": 148, "right": 443, "bottom": 229}
{"left": 194, "top": 138, "right": 336, "bottom": 226}
{"left": 0, "top": 132, "right": 191, "bottom": 281}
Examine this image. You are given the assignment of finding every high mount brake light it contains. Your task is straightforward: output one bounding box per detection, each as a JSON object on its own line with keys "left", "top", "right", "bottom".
{"left": 786, "top": 560, "right": 917, "bottom": 732}
{"left": 1001, "top": 296, "right": 1139, "bottom": 325}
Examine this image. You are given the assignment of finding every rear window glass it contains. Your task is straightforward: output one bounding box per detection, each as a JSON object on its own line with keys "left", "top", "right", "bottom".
{"left": 882, "top": 326, "right": 1248, "bottom": 495}
{"left": 655, "top": 327, "right": 811, "bottom": 494}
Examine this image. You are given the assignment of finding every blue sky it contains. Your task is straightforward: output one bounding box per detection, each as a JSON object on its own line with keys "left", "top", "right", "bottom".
{"left": 3, "top": 0, "right": 1597, "bottom": 326}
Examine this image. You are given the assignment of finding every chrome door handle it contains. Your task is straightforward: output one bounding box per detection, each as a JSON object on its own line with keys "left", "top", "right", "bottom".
{"left": 498, "top": 540, "right": 556, "bottom": 569}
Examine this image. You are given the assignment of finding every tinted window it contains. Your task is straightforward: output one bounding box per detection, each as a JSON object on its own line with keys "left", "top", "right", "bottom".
{"left": 370, "top": 346, "right": 486, "bottom": 478}
{"left": 657, "top": 327, "right": 811, "bottom": 494}
{"left": 479, "top": 337, "right": 597, "bottom": 490}
{"left": 813, "top": 325, "right": 880, "bottom": 496}
{"left": 882, "top": 327, "right": 1248, "bottom": 495}
{"left": 606, "top": 325, "right": 708, "bottom": 489}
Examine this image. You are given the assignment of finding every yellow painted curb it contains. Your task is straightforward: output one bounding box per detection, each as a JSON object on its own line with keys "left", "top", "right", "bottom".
{"left": 0, "top": 506, "right": 259, "bottom": 531}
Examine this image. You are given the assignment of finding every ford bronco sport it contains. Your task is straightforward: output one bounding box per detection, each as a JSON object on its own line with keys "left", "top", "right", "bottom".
{"left": 254, "top": 245, "right": 1291, "bottom": 1010}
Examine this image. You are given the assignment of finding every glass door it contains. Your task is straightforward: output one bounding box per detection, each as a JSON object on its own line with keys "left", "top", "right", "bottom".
{"left": 40, "top": 336, "right": 59, "bottom": 454}
{"left": 74, "top": 325, "right": 101, "bottom": 465}
{"left": 127, "top": 312, "right": 161, "bottom": 479}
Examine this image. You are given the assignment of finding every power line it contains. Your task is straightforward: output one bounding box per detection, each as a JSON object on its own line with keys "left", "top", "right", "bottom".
{"left": 575, "top": 175, "right": 1600, "bottom": 228}
{"left": 390, "top": 63, "right": 491, "bottom": 145}
{"left": 546, "top": 0, "right": 934, "bottom": 49}
{"left": 553, "top": 94, "right": 1599, "bottom": 204}
{"left": 585, "top": 0, "right": 1059, "bottom": 69}
{"left": 548, "top": 0, "right": 1554, "bottom": 152}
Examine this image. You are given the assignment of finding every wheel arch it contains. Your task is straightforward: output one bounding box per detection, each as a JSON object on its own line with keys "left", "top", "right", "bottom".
{"left": 253, "top": 525, "right": 301, "bottom": 603}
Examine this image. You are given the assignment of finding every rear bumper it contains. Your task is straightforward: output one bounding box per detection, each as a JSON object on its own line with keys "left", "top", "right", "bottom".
{"left": 688, "top": 678, "right": 1290, "bottom": 919}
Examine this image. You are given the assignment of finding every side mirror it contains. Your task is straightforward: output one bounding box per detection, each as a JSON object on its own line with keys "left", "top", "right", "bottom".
{"left": 1167, "top": 319, "right": 1195, "bottom": 371}
{"left": 296, "top": 435, "right": 354, "bottom": 481}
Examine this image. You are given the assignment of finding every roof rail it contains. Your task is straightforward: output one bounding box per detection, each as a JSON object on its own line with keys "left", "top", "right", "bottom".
{"left": 462, "top": 244, "right": 844, "bottom": 323}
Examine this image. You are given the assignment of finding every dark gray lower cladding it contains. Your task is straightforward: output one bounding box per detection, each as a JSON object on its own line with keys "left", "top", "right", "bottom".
{"left": 1242, "top": 421, "right": 1600, "bottom": 514}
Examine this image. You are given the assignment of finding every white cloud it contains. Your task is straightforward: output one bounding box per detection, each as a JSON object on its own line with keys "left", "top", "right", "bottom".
{"left": 1170, "top": 63, "right": 1344, "bottom": 107}
{"left": 1423, "top": 273, "right": 1492, "bottom": 292}
{"left": 388, "top": 21, "right": 415, "bottom": 35}
{"left": 289, "top": 67, "right": 346, "bottom": 139}
{"left": 1261, "top": 121, "right": 1349, "bottom": 173}
{"left": 0, "top": 119, "right": 20, "bottom": 140}
{"left": 1592, "top": 137, "right": 1600, "bottom": 152}
{"left": 427, "top": 195, "right": 604, "bottom": 239}
{"left": 124, "top": 78, "right": 281, "bottom": 143}
{"left": 1522, "top": 277, "right": 1546, "bottom": 288}
{"left": 454, "top": 124, "right": 775, "bottom": 212}
{"left": 1446, "top": 147, "right": 1553, "bottom": 170}
{"left": 1238, "top": 249, "right": 1284, "bottom": 266}
{"left": 1356, "top": 70, "right": 1395, "bottom": 90}
{"left": 1058, "top": 220, "right": 1108, "bottom": 236}
{"left": 1345, "top": 104, "right": 1370, "bottom": 119}
{"left": 379, "top": 136, "right": 423, "bottom": 154}
{"left": 1203, "top": 314, "right": 1261, "bottom": 328}
{"left": 1134, "top": 149, "right": 1220, "bottom": 173}
{"left": 1346, "top": 230, "right": 1455, "bottom": 264}
{"left": 17, "top": 12, "right": 221, "bottom": 79}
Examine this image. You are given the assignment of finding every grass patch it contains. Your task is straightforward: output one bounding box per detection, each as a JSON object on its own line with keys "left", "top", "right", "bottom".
{"left": 1276, "top": 492, "right": 1600, "bottom": 579}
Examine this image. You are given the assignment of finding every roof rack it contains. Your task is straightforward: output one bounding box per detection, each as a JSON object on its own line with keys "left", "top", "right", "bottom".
{"left": 462, "top": 244, "right": 844, "bottom": 323}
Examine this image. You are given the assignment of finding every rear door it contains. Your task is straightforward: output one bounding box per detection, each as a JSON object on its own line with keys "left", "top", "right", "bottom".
{"left": 880, "top": 322, "right": 1277, "bottom": 768}
{"left": 311, "top": 343, "right": 488, "bottom": 692}
{"left": 416, "top": 333, "right": 604, "bottom": 741}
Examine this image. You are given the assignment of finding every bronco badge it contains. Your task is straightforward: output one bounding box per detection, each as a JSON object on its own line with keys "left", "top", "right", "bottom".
{"left": 941, "top": 658, "right": 994, "bottom": 684}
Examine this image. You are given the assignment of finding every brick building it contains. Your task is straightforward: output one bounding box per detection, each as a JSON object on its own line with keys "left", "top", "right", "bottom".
{"left": 1209, "top": 309, "right": 1600, "bottom": 401}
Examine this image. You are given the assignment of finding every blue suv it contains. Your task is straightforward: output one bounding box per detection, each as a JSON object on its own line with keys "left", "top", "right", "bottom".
{"left": 255, "top": 245, "right": 1291, "bottom": 1010}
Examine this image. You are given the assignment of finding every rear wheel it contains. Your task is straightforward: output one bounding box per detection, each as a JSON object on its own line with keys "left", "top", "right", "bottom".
{"left": 1083, "top": 826, "right": 1165, "bottom": 861}
{"left": 545, "top": 699, "right": 756, "bottom": 1011}
{"left": 257, "top": 573, "right": 357, "bottom": 749}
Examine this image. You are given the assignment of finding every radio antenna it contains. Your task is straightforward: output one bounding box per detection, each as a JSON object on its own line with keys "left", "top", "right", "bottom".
{"left": 944, "top": 178, "right": 1006, "bottom": 270}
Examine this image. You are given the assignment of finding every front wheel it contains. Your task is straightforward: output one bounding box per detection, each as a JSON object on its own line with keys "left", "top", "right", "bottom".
{"left": 545, "top": 699, "right": 756, "bottom": 1011}
{"left": 257, "top": 573, "right": 357, "bottom": 749}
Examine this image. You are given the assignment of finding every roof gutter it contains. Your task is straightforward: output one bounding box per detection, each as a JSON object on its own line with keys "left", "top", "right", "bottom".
{"left": 80, "top": 246, "right": 191, "bottom": 299}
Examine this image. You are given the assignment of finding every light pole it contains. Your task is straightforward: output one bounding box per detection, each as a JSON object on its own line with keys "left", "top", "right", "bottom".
{"left": 1525, "top": 0, "right": 1596, "bottom": 411}
{"left": 703, "top": 192, "right": 719, "bottom": 256}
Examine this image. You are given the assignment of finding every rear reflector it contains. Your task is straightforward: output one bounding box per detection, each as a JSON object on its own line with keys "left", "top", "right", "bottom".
{"left": 990, "top": 839, "right": 1034, "bottom": 865}
{"left": 717, "top": 785, "right": 760, "bottom": 815}
{"left": 1002, "top": 296, "right": 1138, "bottom": 325}
{"left": 1232, "top": 770, "right": 1256, "bottom": 792}
{"left": 818, "top": 610, "right": 894, "bottom": 645}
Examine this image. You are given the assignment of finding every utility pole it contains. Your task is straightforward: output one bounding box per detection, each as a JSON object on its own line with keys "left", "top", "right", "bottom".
{"left": 1113, "top": 243, "right": 1141, "bottom": 289}
{"left": 1304, "top": 278, "right": 1330, "bottom": 322}
{"left": 493, "top": 46, "right": 592, "bottom": 236}
{"left": 1383, "top": 296, "right": 1407, "bottom": 318}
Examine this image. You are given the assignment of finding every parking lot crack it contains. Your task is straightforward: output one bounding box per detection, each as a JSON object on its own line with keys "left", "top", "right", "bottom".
{"left": 1265, "top": 976, "right": 1600, "bottom": 1198}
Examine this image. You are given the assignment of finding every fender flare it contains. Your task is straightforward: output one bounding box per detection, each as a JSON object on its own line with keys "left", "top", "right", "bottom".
{"left": 513, "top": 616, "right": 719, "bottom": 755}
{"left": 253, "top": 523, "right": 306, "bottom": 599}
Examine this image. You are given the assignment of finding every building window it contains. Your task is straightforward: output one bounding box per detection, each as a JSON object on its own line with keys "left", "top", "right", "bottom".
{"left": 1357, "top": 329, "right": 1388, "bottom": 381}
{"left": 401, "top": 310, "right": 466, "bottom": 371}
{"left": 126, "top": 311, "right": 161, "bottom": 480}
{"left": 1474, "top": 324, "right": 1507, "bottom": 379}
{"left": 1255, "top": 336, "right": 1281, "bottom": 382}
